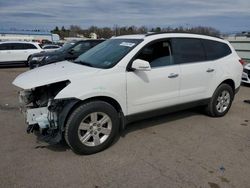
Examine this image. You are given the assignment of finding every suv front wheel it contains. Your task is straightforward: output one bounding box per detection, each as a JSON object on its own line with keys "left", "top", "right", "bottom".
{"left": 206, "top": 83, "right": 234, "bottom": 117}
{"left": 65, "top": 101, "right": 120, "bottom": 155}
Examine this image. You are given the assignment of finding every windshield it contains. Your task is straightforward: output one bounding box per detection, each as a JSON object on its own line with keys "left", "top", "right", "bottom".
{"left": 57, "top": 41, "right": 75, "bottom": 52}
{"left": 74, "top": 39, "right": 143, "bottom": 69}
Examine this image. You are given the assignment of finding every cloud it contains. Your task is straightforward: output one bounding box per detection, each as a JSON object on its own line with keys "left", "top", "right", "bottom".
{"left": 0, "top": 0, "right": 249, "bottom": 32}
{"left": 5, "top": 12, "right": 55, "bottom": 18}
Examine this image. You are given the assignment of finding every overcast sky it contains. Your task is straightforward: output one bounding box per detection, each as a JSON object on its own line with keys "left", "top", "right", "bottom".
{"left": 0, "top": 0, "right": 249, "bottom": 33}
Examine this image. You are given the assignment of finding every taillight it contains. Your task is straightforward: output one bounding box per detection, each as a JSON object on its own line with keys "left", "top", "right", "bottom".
{"left": 239, "top": 59, "right": 246, "bottom": 66}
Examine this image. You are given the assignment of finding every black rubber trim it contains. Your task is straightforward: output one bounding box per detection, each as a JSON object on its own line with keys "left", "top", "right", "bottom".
{"left": 235, "top": 86, "right": 240, "bottom": 94}
{"left": 0, "top": 61, "right": 26, "bottom": 67}
{"left": 57, "top": 99, "right": 80, "bottom": 130}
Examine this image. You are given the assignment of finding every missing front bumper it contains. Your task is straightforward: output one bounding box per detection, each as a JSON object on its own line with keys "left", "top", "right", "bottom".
{"left": 26, "top": 107, "right": 58, "bottom": 129}
{"left": 25, "top": 106, "right": 61, "bottom": 144}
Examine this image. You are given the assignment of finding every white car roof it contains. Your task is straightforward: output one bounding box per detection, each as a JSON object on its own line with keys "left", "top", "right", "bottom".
{"left": 114, "top": 33, "right": 226, "bottom": 43}
{"left": 42, "top": 44, "right": 59, "bottom": 47}
{"left": 115, "top": 34, "right": 145, "bottom": 39}
{"left": 0, "top": 41, "right": 40, "bottom": 45}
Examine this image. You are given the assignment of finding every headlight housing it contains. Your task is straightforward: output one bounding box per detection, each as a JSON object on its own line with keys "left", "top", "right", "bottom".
{"left": 32, "top": 56, "right": 46, "bottom": 62}
{"left": 19, "top": 90, "right": 33, "bottom": 105}
{"left": 18, "top": 80, "right": 70, "bottom": 108}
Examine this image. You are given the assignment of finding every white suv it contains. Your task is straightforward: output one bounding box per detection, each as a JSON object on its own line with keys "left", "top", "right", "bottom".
{"left": 0, "top": 41, "right": 43, "bottom": 66}
{"left": 13, "top": 33, "right": 243, "bottom": 154}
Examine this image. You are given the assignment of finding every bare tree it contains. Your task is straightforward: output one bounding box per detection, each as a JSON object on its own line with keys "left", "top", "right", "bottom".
{"left": 51, "top": 25, "right": 221, "bottom": 39}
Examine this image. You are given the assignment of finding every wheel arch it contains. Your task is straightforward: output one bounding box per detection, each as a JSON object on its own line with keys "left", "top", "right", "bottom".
{"left": 27, "top": 55, "right": 33, "bottom": 63}
{"left": 206, "top": 79, "right": 236, "bottom": 117}
{"left": 26, "top": 55, "right": 32, "bottom": 66}
{"left": 80, "top": 96, "right": 123, "bottom": 113}
{"left": 219, "top": 79, "right": 235, "bottom": 93}
{"left": 60, "top": 96, "right": 125, "bottom": 132}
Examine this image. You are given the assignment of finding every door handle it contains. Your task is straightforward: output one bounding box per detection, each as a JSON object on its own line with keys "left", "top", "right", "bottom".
{"left": 206, "top": 68, "right": 214, "bottom": 73}
{"left": 168, "top": 73, "right": 179, "bottom": 78}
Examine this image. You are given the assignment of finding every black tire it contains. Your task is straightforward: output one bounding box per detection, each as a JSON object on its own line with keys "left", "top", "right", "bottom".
{"left": 65, "top": 101, "right": 120, "bottom": 155}
{"left": 206, "top": 84, "right": 234, "bottom": 117}
{"left": 26, "top": 56, "right": 31, "bottom": 67}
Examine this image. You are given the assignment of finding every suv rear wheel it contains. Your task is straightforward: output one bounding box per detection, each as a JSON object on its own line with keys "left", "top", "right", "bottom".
{"left": 206, "top": 84, "right": 234, "bottom": 117}
{"left": 65, "top": 101, "right": 120, "bottom": 155}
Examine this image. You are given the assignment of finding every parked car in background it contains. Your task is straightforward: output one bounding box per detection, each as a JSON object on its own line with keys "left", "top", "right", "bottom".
{"left": 13, "top": 33, "right": 243, "bottom": 155}
{"left": 242, "top": 63, "right": 250, "bottom": 84}
{"left": 0, "top": 41, "right": 43, "bottom": 66}
{"left": 42, "top": 44, "right": 61, "bottom": 51}
{"left": 28, "top": 39, "right": 105, "bottom": 69}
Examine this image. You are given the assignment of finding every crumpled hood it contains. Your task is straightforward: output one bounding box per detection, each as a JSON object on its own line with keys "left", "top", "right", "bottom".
{"left": 13, "top": 61, "right": 100, "bottom": 89}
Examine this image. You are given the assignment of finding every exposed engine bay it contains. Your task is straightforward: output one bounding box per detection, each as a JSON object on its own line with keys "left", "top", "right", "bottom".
{"left": 19, "top": 80, "right": 76, "bottom": 143}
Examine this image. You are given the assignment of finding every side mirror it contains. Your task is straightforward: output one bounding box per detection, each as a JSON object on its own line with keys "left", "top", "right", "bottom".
{"left": 131, "top": 59, "right": 151, "bottom": 71}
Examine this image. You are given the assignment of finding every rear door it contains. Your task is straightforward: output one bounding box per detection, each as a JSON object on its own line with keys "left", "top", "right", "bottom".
{"left": 9, "top": 43, "right": 27, "bottom": 62}
{"left": 21, "top": 43, "right": 39, "bottom": 61}
{"left": 171, "top": 38, "right": 216, "bottom": 103}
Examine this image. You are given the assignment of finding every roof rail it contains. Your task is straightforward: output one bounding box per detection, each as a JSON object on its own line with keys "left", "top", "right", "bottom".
{"left": 145, "top": 31, "right": 222, "bottom": 39}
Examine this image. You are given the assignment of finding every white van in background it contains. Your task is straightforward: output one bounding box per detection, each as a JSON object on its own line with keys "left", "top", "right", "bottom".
{"left": 0, "top": 41, "right": 43, "bottom": 66}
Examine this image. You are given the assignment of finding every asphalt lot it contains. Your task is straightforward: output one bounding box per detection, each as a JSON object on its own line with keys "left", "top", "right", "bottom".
{"left": 0, "top": 67, "right": 250, "bottom": 188}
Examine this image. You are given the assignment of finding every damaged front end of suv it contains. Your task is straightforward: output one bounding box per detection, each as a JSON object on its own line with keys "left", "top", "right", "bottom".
{"left": 12, "top": 61, "right": 102, "bottom": 147}
{"left": 17, "top": 80, "right": 79, "bottom": 144}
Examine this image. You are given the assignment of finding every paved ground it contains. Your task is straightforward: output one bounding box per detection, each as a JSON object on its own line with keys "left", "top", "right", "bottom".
{"left": 0, "top": 67, "right": 250, "bottom": 188}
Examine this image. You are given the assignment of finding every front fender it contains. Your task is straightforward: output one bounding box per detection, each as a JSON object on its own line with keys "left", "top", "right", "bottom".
{"left": 54, "top": 71, "right": 127, "bottom": 115}
{"left": 55, "top": 88, "right": 127, "bottom": 116}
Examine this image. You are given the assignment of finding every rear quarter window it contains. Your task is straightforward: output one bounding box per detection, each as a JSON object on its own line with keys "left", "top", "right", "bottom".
{"left": 202, "top": 39, "right": 232, "bottom": 60}
{"left": 22, "top": 43, "right": 37, "bottom": 49}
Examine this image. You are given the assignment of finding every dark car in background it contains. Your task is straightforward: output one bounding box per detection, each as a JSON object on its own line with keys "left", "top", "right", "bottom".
{"left": 28, "top": 39, "right": 105, "bottom": 69}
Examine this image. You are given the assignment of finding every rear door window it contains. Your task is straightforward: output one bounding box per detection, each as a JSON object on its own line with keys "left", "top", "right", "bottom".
{"left": 11, "top": 43, "right": 37, "bottom": 50}
{"left": 171, "top": 38, "right": 206, "bottom": 64}
{"left": 202, "top": 39, "right": 231, "bottom": 60}
{"left": 11, "top": 43, "right": 25, "bottom": 50}
{"left": 22, "top": 43, "right": 37, "bottom": 49}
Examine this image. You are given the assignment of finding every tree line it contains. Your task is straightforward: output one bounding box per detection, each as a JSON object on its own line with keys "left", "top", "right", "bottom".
{"left": 51, "top": 25, "right": 221, "bottom": 39}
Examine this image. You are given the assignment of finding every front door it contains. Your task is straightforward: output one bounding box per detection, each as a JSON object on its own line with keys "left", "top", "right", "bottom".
{"left": 126, "top": 40, "right": 180, "bottom": 115}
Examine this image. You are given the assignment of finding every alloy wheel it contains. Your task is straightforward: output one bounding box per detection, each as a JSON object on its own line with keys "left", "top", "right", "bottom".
{"left": 78, "top": 112, "right": 112, "bottom": 147}
{"left": 216, "top": 90, "right": 231, "bottom": 113}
